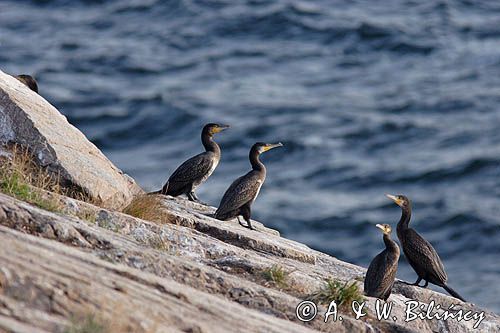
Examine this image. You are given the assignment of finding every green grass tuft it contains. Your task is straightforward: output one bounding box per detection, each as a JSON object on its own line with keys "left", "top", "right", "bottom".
{"left": 0, "top": 145, "right": 65, "bottom": 213}
{"left": 0, "top": 144, "right": 100, "bottom": 216}
{"left": 65, "top": 313, "right": 108, "bottom": 333}
{"left": 261, "top": 265, "right": 289, "bottom": 289}
{"left": 0, "top": 167, "right": 62, "bottom": 213}
{"left": 310, "top": 279, "right": 364, "bottom": 309}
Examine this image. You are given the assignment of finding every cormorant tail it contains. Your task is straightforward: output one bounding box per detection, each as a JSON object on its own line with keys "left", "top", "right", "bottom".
{"left": 147, "top": 190, "right": 161, "bottom": 195}
{"left": 442, "top": 284, "right": 466, "bottom": 302}
{"left": 148, "top": 182, "right": 168, "bottom": 195}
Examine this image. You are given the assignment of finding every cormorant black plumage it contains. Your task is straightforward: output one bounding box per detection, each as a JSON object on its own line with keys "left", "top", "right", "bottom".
{"left": 386, "top": 194, "right": 466, "bottom": 302}
{"left": 15, "top": 74, "right": 38, "bottom": 93}
{"left": 364, "top": 223, "right": 400, "bottom": 300}
{"left": 214, "top": 142, "right": 282, "bottom": 230}
{"left": 150, "top": 123, "right": 229, "bottom": 202}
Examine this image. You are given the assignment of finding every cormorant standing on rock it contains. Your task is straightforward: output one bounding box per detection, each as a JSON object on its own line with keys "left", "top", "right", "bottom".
{"left": 364, "top": 223, "right": 400, "bottom": 300}
{"left": 214, "top": 142, "right": 283, "bottom": 230}
{"left": 150, "top": 123, "right": 229, "bottom": 203}
{"left": 386, "top": 194, "right": 466, "bottom": 302}
{"left": 15, "top": 74, "right": 38, "bottom": 93}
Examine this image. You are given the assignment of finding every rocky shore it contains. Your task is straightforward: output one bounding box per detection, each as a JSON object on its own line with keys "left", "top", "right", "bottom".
{"left": 1, "top": 69, "right": 499, "bottom": 332}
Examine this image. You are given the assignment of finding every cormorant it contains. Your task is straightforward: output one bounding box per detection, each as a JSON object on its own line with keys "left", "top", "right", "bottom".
{"left": 214, "top": 142, "right": 283, "bottom": 230}
{"left": 364, "top": 223, "right": 400, "bottom": 300}
{"left": 386, "top": 194, "right": 466, "bottom": 302}
{"left": 150, "top": 123, "right": 229, "bottom": 202}
{"left": 15, "top": 74, "right": 38, "bottom": 93}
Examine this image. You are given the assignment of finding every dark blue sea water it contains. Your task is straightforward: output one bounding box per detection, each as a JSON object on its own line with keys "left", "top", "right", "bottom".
{"left": 2, "top": 0, "right": 500, "bottom": 312}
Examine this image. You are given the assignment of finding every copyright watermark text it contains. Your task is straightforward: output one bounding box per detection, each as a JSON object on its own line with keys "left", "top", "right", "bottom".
{"left": 295, "top": 299, "right": 485, "bottom": 329}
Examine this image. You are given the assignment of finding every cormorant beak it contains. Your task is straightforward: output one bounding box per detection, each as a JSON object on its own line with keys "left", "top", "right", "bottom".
{"left": 386, "top": 194, "right": 403, "bottom": 207}
{"left": 263, "top": 142, "right": 283, "bottom": 152}
{"left": 214, "top": 124, "right": 230, "bottom": 133}
{"left": 375, "top": 224, "right": 390, "bottom": 234}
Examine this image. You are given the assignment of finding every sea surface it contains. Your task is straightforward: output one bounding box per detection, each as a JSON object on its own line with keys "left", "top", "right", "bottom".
{"left": 2, "top": 0, "right": 500, "bottom": 312}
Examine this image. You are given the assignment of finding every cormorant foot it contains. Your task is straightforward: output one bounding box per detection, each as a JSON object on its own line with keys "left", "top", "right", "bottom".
{"left": 407, "top": 277, "right": 423, "bottom": 287}
{"left": 244, "top": 220, "right": 255, "bottom": 231}
{"left": 187, "top": 192, "right": 199, "bottom": 202}
{"left": 187, "top": 196, "right": 206, "bottom": 205}
{"left": 402, "top": 281, "right": 421, "bottom": 287}
{"left": 237, "top": 217, "right": 255, "bottom": 230}
{"left": 193, "top": 198, "right": 208, "bottom": 205}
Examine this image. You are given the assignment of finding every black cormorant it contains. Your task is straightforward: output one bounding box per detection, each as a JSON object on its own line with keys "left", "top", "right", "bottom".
{"left": 150, "top": 123, "right": 229, "bottom": 202}
{"left": 15, "top": 74, "right": 38, "bottom": 93}
{"left": 364, "top": 223, "right": 400, "bottom": 300}
{"left": 214, "top": 142, "right": 283, "bottom": 230}
{"left": 386, "top": 194, "right": 466, "bottom": 302}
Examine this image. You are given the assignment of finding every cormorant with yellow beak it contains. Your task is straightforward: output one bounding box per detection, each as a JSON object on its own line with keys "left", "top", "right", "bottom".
{"left": 386, "top": 194, "right": 466, "bottom": 302}
{"left": 364, "top": 223, "right": 400, "bottom": 300}
{"left": 150, "top": 123, "right": 229, "bottom": 203}
{"left": 215, "top": 142, "right": 283, "bottom": 230}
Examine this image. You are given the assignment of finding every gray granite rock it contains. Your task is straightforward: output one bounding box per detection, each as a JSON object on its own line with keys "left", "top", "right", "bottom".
{"left": 1, "top": 193, "right": 498, "bottom": 332}
{"left": 0, "top": 69, "right": 143, "bottom": 209}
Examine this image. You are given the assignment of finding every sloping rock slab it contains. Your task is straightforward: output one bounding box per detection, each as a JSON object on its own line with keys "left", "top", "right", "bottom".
{"left": 3, "top": 193, "right": 500, "bottom": 332}
{"left": 0, "top": 225, "right": 321, "bottom": 333}
{"left": 0, "top": 69, "right": 143, "bottom": 209}
{"left": 158, "top": 196, "right": 317, "bottom": 264}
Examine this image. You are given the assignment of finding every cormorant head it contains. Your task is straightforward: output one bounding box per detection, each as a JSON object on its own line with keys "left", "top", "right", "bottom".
{"left": 386, "top": 194, "right": 410, "bottom": 210}
{"left": 203, "top": 123, "right": 230, "bottom": 136}
{"left": 253, "top": 142, "right": 283, "bottom": 154}
{"left": 376, "top": 223, "right": 392, "bottom": 235}
{"left": 15, "top": 74, "right": 38, "bottom": 93}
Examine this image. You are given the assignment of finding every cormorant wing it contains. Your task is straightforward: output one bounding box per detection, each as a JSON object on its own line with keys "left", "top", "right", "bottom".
{"left": 216, "top": 171, "right": 262, "bottom": 216}
{"left": 365, "top": 250, "right": 398, "bottom": 297}
{"left": 168, "top": 152, "right": 214, "bottom": 186}
{"left": 404, "top": 229, "right": 447, "bottom": 283}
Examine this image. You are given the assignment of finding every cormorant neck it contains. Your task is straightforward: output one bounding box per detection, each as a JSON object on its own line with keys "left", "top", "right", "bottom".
{"left": 201, "top": 133, "right": 220, "bottom": 154}
{"left": 250, "top": 150, "right": 265, "bottom": 172}
{"left": 383, "top": 233, "right": 398, "bottom": 252}
{"left": 396, "top": 207, "right": 411, "bottom": 231}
